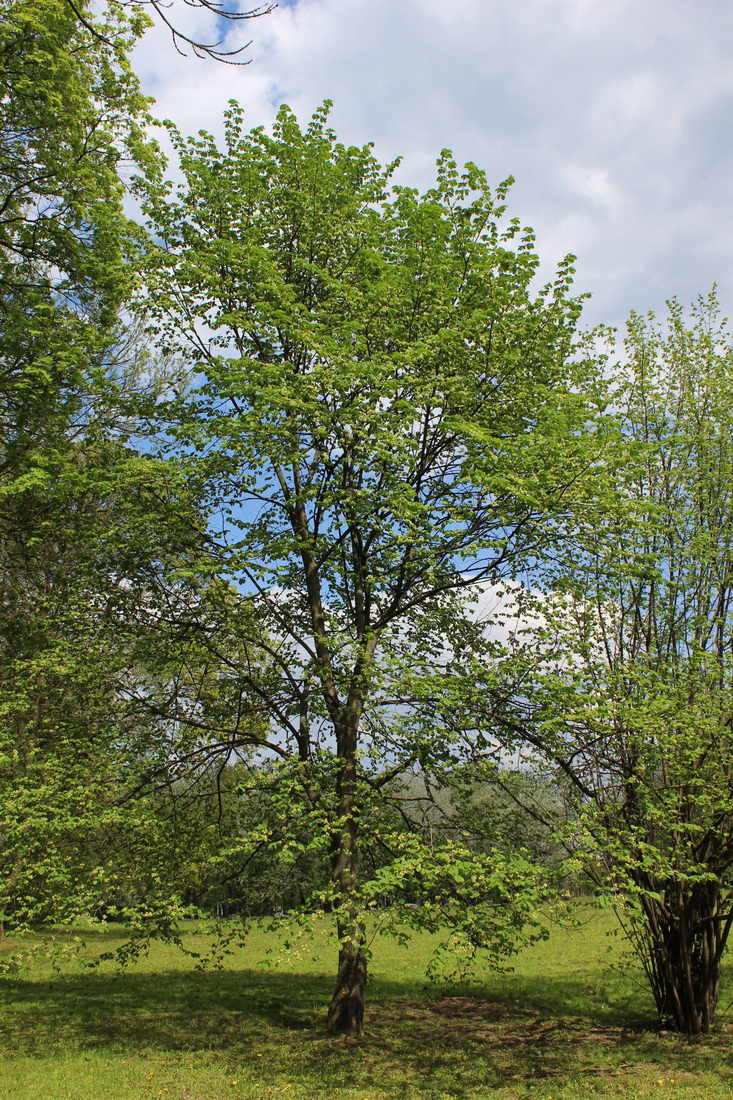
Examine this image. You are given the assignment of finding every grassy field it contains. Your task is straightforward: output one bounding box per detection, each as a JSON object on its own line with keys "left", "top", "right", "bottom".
{"left": 1, "top": 903, "right": 733, "bottom": 1099}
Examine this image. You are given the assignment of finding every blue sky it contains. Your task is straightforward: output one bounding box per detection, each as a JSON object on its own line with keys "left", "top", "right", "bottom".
{"left": 133, "top": 0, "right": 733, "bottom": 331}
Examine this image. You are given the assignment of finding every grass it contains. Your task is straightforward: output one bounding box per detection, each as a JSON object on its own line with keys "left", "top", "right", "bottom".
{"left": 2, "top": 902, "right": 733, "bottom": 1099}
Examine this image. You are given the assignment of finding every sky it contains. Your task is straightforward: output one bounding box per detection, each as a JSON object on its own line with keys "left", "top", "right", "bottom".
{"left": 132, "top": 0, "right": 733, "bottom": 330}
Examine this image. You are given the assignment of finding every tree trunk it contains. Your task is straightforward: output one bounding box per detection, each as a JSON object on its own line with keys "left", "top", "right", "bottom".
{"left": 638, "top": 879, "right": 733, "bottom": 1035}
{"left": 327, "top": 921, "right": 367, "bottom": 1035}
{"left": 326, "top": 710, "right": 367, "bottom": 1035}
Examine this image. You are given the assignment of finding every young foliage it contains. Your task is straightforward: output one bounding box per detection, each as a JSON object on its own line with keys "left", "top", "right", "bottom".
{"left": 0, "top": 0, "right": 157, "bottom": 503}
{"left": 0, "top": 1, "right": 250, "bottom": 942}
{"left": 137, "top": 102, "right": 602, "bottom": 1033}
{"left": 493, "top": 293, "right": 733, "bottom": 1034}
{"left": 0, "top": 439, "right": 232, "bottom": 937}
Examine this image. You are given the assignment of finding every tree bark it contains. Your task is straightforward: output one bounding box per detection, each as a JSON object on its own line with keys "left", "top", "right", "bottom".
{"left": 639, "top": 878, "right": 732, "bottom": 1035}
{"left": 327, "top": 922, "right": 367, "bottom": 1036}
{"left": 326, "top": 710, "right": 367, "bottom": 1036}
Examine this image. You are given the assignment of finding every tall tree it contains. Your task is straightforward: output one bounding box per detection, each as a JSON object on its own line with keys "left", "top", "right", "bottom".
{"left": 492, "top": 294, "right": 733, "bottom": 1034}
{"left": 139, "top": 103, "right": 602, "bottom": 1033}
{"left": 0, "top": 0, "right": 208, "bottom": 938}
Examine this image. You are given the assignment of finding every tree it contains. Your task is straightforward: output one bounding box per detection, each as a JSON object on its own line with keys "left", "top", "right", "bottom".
{"left": 1, "top": 0, "right": 137, "bottom": 925}
{"left": 0, "top": 437, "right": 214, "bottom": 934}
{"left": 0, "top": 0, "right": 279, "bottom": 946}
{"left": 139, "top": 102, "right": 602, "bottom": 1033}
{"left": 493, "top": 294, "right": 733, "bottom": 1034}
{"left": 0, "top": 0, "right": 224, "bottom": 936}
{"left": 0, "top": 0, "right": 150, "bottom": 287}
{"left": 0, "top": 0, "right": 153, "bottom": 502}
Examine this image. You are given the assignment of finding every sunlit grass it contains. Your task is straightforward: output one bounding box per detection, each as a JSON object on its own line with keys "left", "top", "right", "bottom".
{"left": 2, "top": 902, "right": 733, "bottom": 1098}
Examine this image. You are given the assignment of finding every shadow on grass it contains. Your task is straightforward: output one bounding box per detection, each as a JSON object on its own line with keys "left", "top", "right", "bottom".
{"left": 0, "top": 967, "right": 331, "bottom": 1054}
{"left": 5, "top": 963, "right": 728, "bottom": 1097}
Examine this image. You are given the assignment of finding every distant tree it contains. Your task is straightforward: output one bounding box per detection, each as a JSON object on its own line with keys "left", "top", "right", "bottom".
{"left": 138, "top": 102, "right": 603, "bottom": 1034}
{"left": 493, "top": 294, "right": 733, "bottom": 1035}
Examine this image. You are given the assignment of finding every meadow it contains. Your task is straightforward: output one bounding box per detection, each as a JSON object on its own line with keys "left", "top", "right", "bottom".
{"left": 1, "top": 904, "right": 733, "bottom": 1100}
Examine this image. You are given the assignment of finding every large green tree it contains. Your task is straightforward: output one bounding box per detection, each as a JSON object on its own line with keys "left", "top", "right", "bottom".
{"left": 492, "top": 294, "right": 733, "bottom": 1034}
{"left": 0, "top": 0, "right": 219, "bottom": 939}
{"left": 138, "top": 102, "right": 602, "bottom": 1033}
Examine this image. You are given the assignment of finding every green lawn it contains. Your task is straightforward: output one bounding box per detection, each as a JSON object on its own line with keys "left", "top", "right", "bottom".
{"left": 2, "top": 903, "right": 733, "bottom": 1099}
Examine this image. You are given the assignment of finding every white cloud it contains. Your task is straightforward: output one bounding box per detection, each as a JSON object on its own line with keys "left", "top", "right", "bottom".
{"left": 133, "top": 0, "right": 733, "bottom": 328}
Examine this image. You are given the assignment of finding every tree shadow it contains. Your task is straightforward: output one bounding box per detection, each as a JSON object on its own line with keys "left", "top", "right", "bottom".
{"left": 2, "top": 966, "right": 731, "bottom": 1097}
{"left": 0, "top": 967, "right": 329, "bottom": 1055}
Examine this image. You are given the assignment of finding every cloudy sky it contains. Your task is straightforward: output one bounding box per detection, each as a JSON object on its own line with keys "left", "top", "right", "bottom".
{"left": 132, "top": 0, "right": 733, "bottom": 329}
